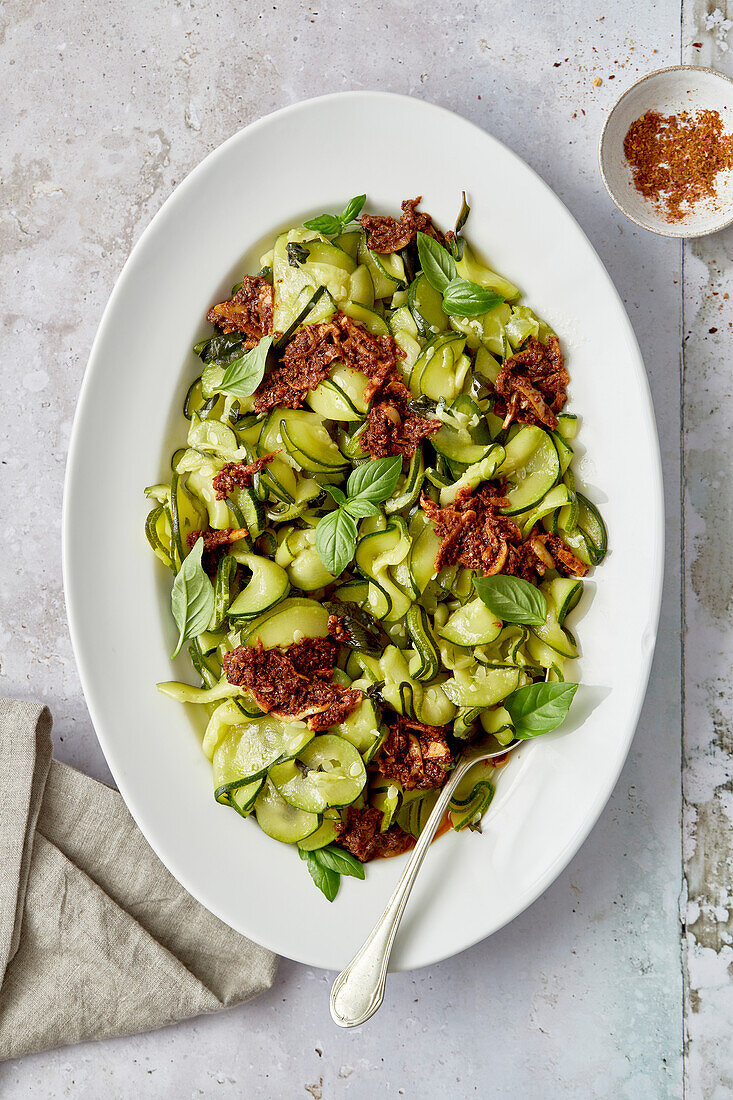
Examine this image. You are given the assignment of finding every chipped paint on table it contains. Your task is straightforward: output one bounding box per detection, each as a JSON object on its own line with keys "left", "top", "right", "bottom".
{"left": 682, "top": 5, "right": 733, "bottom": 1096}
{"left": 0, "top": 0, "right": 730, "bottom": 1095}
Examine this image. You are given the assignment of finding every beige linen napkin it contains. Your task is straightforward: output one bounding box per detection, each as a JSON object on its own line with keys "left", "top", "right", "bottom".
{"left": 0, "top": 698, "right": 277, "bottom": 1061}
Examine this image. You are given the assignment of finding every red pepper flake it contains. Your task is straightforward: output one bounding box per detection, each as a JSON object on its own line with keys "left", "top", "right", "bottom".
{"left": 692, "top": 41, "right": 703, "bottom": 48}
{"left": 623, "top": 109, "right": 733, "bottom": 222}
{"left": 709, "top": 327, "right": 718, "bottom": 333}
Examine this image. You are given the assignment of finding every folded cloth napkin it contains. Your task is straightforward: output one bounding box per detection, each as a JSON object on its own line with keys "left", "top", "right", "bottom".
{"left": 0, "top": 699, "right": 277, "bottom": 1062}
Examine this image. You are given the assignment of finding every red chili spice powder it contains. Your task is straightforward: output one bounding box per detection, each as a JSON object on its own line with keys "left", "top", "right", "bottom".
{"left": 623, "top": 108, "right": 733, "bottom": 222}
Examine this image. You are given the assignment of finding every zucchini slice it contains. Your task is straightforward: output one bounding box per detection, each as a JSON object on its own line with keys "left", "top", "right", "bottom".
{"left": 240, "top": 597, "right": 330, "bottom": 648}
{"left": 226, "top": 552, "right": 290, "bottom": 620}
{"left": 498, "top": 426, "right": 560, "bottom": 515}
{"left": 270, "top": 734, "right": 367, "bottom": 813}
{"left": 437, "top": 598, "right": 503, "bottom": 647}
{"left": 254, "top": 779, "right": 321, "bottom": 844}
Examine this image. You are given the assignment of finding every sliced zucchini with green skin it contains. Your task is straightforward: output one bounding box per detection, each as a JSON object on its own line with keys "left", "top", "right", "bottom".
{"left": 348, "top": 264, "right": 375, "bottom": 307}
{"left": 438, "top": 446, "right": 505, "bottom": 506}
{"left": 408, "top": 519, "right": 442, "bottom": 595}
{"left": 240, "top": 597, "right": 330, "bottom": 648}
{"left": 411, "top": 332, "right": 467, "bottom": 401}
{"left": 498, "top": 426, "right": 560, "bottom": 515}
{"left": 145, "top": 504, "right": 175, "bottom": 570}
{"left": 334, "top": 697, "right": 382, "bottom": 756}
{"left": 371, "top": 782, "right": 402, "bottom": 831}
{"left": 449, "top": 302, "right": 512, "bottom": 357}
{"left": 170, "top": 471, "right": 208, "bottom": 562}
{"left": 544, "top": 576, "right": 583, "bottom": 624}
{"left": 357, "top": 235, "right": 405, "bottom": 298}
{"left": 232, "top": 487, "right": 266, "bottom": 538}
{"left": 442, "top": 665, "right": 522, "bottom": 708}
{"left": 297, "top": 814, "right": 341, "bottom": 851}
{"left": 556, "top": 413, "right": 579, "bottom": 440}
{"left": 398, "top": 789, "right": 439, "bottom": 839}
{"left": 449, "top": 761, "right": 495, "bottom": 831}
{"left": 333, "top": 230, "right": 361, "bottom": 261}
{"left": 183, "top": 377, "right": 220, "bottom": 421}
{"left": 455, "top": 241, "right": 520, "bottom": 302}
{"left": 515, "top": 482, "right": 573, "bottom": 538}
{"left": 258, "top": 409, "right": 347, "bottom": 474}
{"left": 226, "top": 552, "right": 290, "bottom": 620}
{"left": 437, "top": 598, "right": 503, "bottom": 647}
{"left": 254, "top": 778, "right": 321, "bottom": 844}
{"left": 408, "top": 273, "right": 450, "bottom": 336}
{"left": 212, "top": 554, "right": 236, "bottom": 630}
{"left": 270, "top": 735, "right": 367, "bottom": 813}
{"left": 528, "top": 577, "right": 580, "bottom": 658}
{"left": 211, "top": 712, "right": 314, "bottom": 794}
{"left": 188, "top": 415, "right": 240, "bottom": 458}
{"left": 550, "top": 430, "right": 574, "bottom": 476}
{"left": 157, "top": 678, "right": 242, "bottom": 705}
{"left": 389, "top": 305, "right": 419, "bottom": 340}
{"left": 385, "top": 447, "right": 425, "bottom": 515}
{"left": 355, "top": 520, "right": 412, "bottom": 623}
{"left": 272, "top": 230, "right": 352, "bottom": 332}
{"left": 229, "top": 776, "right": 265, "bottom": 817}
{"left": 479, "top": 705, "right": 515, "bottom": 746}
{"left": 405, "top": 605, "right": 440, "bottom": 681}
{"left": 340, "top": 301, "right": 390, "bottom": 335}
{"left": 576, "top": 493, "right": 608, "bottom": 563}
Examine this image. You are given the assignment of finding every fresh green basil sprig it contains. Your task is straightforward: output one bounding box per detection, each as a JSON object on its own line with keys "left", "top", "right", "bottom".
{"left": 416, "top": 231, "right": 504, "bottom": 318}
{"left": 299, "top": 844, "right": 365, "bottom": 901}
{"left": 213, "top": 334, "right": 274, "bottom": 402}
{"left": 303, "top": 194, "right": 367, "bottom": 236}
{"left": 473, "top": 575, "right": 547, "bottom": 626}
{"left": 170, "top": 538, "right": 215, "bottom": 657}
{"left": 315, "top": 456, "right": 403, "bottom": 575}
{"left": 504, "top": 681, "right": 578, "bottom": 739}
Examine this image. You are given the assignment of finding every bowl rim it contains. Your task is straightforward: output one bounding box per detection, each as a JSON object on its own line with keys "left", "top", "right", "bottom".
{"left": 598, "top": 63, "right": 733, "bottom": 238}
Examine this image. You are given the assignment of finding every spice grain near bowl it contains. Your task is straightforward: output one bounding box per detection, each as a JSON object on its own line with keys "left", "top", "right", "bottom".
{"left": 624, "top": 108, "right": 733, "bottom": 222}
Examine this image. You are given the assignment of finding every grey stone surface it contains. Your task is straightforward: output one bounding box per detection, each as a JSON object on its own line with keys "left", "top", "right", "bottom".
{"left": 0, "top": 0, "right": 728, "bottom": 1095}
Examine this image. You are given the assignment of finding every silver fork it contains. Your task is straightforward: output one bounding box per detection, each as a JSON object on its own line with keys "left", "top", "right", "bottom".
{"left": 329, "top": 737, "right": 521, "bottom": 1028}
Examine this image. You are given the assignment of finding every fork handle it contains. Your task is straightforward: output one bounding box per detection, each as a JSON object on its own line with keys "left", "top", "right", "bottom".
{"left": 329, "top": 757, "right": 472, "bottom": 1028}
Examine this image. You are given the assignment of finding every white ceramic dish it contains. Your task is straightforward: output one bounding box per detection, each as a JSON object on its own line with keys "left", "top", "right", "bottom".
{"left": 63, "top": 92, "right": 664, "bottom": 972}
{"left": 600, "top": 65, "right": 733, "bottom": 238}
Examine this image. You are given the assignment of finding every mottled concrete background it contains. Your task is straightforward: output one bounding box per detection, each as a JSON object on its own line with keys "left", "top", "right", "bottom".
{"left": 0, "top": 0, "right": 730, "bottom": 1096}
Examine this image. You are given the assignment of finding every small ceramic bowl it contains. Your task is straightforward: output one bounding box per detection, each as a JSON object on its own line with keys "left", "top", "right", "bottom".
{"left": 599, "top": 65, "right": 733, "bottom": 238}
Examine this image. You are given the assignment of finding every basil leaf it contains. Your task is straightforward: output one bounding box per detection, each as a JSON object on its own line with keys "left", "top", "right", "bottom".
{"left": 315, "top": 845, "right": 365, "bottom": 880}
{"left": 441, "top": 278, "right": 504, "bottom": 318}
{"left": 170, "top": 538, "right": 215, "bottom": 658}
{"left": 340, "top": 194, "right": 367, "bottom": 223}
{"left": 315, "top": 508, "right": 357, "bottom": 575}
{"left": 416, "top": 231, "right": 457, "bottom": 293}
{"left": 194, "top": 332, "right": 244, "bottom": 366}
{"left": 504, "top": 681, "right": 578, "bottom": 739}
{"left": 342, "top": 497, "right": 379, "bottom": 519}
{"left": 473, "top": 575, "right": 547, "bottom": 626}
{"left": 215, "top": 335, "right": 273, "bottom": 400}
{"left": 323, "top": 599, "right": 390, "bottom": 655}
{"left": 299, "top": 849, "right": 340, "bottom": 901}
{"left": 287, "top": 242, "right": 310, "bottom": 267}
{"left": 302, "top": 213, "right": 343, "bottom": 235}
{"left": 322, "top": 483, "right": 346, "bottom": 506}
{"left": 347, "top": 456, "right": 403, "bottom": 504}
{"left": 407, "top": 395, "right": 438, "bottom": 417}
